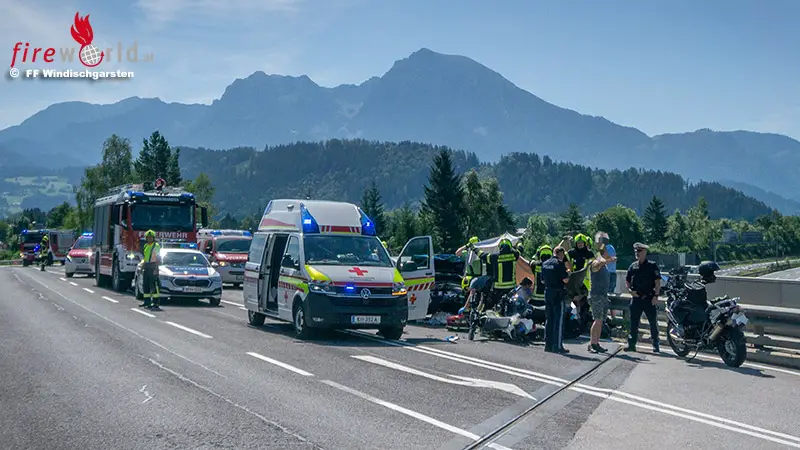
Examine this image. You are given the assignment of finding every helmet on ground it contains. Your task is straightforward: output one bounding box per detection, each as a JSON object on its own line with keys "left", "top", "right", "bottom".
{"left": 145, "top": 230, "right": 156, "bottom": 239}
{"left": 698, "top": 261, "right": 720, "bottom": 283}
{"left": 469, "top": 236, "right": 479, "bottom": 245}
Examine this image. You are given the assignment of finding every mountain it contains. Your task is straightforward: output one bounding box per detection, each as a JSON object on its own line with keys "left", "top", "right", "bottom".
{"left": 177, "top": 139, "right": 772, "bottom": 221}
{"left": 2, "top": 48, "right": 799, "bottom": 205}
{"left": 719, "top": 180, "right": 800, "bottom": 215}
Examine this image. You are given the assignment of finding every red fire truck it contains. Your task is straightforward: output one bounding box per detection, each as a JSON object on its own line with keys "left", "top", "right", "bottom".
{"left": 19, "top": 229, "right": 75, "bottom": 267}
{"left": 90, "top": 183, "right": 208, "bottom": 292}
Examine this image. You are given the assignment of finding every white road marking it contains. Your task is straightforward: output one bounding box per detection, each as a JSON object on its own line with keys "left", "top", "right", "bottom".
{"left": 571, "top": 387, "right": 800, "bottom": 448}
{"left": 102, "top": 296, "right": 119, "bottom": 304}
{"left": 246, "top": 352, "right": 314, "bottom": 376}
{"left": 23, "top": 274, "right": 226, "bottom": 379}
{"left": 83, "top": 288, "right": 95, "bottom": 294}
{"left": 239, "top": 306, "right": 247, "bottom": 311}
{"left": 352, "top": 355, "right": 533, "bottom": 399}
{"left": 69, "top": 282, "right": 78, "bottom": 286}
{"left": 220, "top": 300, "right": 242, "bottom": 307}
{"left": 139, "top": 384, "right": 154, "bottom": 404}
{"left": 632, "top": 342, "right": 800, "bottom": 378}
{"left": 342, "top": 329, "right": 800, "bottom": 447}
{"left": 59, "top": 277, "right": 67, "bottom": 281}
{"left": 131, "top": 308, "right": 155, "bottom": 318}
{"left": 164, "top": 321, "right": 213, "bottom": 339}
{"left": 573, "top": 384, "right": 800, "bottom": 444}
{"left": 321, "top": 380, "right": 512, "bottom": 450}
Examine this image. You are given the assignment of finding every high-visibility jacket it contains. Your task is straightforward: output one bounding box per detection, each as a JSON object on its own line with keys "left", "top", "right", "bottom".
{"left": 478, "top": 248, "right": 520, "bottom": 290}
{"left": 143, "top": 242, "right": 161, "bottom": 263}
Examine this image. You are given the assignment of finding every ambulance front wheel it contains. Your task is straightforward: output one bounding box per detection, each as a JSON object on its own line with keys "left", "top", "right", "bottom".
{"left": 380, "top": 326, "right": 404, "bottom": 340}
{"left": 248, "top": 310, "right": 266, "bottom": 326}
{"left": 293, "top": 300, "right": 313, "bottom": 339}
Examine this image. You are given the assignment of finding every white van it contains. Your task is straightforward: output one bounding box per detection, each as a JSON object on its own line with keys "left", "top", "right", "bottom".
{"left": 243, "top": 199, "right": 434, "bottom": 339}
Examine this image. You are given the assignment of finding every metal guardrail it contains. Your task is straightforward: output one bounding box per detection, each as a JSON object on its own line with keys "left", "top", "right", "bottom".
{"left": 0, "top": 260, "right": 22, "bottom": 266}
{"left": 607, "top": 293, "right": 800, "bottom": 368}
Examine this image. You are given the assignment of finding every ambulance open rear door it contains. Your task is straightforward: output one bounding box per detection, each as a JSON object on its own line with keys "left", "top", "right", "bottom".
{"left": 396, "top": 236, "right": 434, "bottom": 321}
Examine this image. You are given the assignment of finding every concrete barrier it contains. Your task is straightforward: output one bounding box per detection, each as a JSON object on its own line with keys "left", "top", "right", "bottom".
{"left": 613, "top": 270, "right": 800, "bottom": 309}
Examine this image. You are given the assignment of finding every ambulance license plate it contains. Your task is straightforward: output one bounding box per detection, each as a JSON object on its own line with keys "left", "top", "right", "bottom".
{"left": 183, "top": 287, "right": 202, "bottom": 293}
{"left": 351, "top": 315, "right": 380, "bottom": 325}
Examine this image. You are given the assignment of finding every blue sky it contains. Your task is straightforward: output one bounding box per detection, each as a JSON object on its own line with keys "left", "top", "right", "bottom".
{"left": 1, "top": 0, "right": 799, "bottom": 140}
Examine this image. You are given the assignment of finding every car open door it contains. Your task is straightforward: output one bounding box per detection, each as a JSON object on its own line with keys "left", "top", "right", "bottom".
{"left": 396, "top": 236, "right": 434, "bottom": 321}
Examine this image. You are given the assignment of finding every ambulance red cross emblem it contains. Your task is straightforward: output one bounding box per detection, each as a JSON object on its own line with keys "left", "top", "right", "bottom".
{"left": 348, "top": 267, "right": 368, "bottom": 276}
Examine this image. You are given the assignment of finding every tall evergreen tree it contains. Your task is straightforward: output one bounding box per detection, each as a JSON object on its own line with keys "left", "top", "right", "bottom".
{"left": 134, "top": 131, "right": 181, "bottom": 187}
{"left": 420, "top": 150, "right": 465, "bottom": 251}
{"left": 389, "top": 203, "right": 419, "bottom": 250}
{"left": 643, "top": 195, "right": 669, "bottom": 243}
{"left": 359, "top": 181, "right": 386, "bottom": 237}
{"left": 100, "top": 134, "right": 133, "bottom": 186}
{"left": 560, "top": 203, "right": 585, "bottom": 235}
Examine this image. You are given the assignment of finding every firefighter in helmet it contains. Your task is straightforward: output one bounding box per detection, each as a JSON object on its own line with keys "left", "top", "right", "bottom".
{"left": 139, "top": 230, "right": 162, "bottom": 310}
{"left": 530, "top": 244, "right": 553, "bottom": 302}
{"left": 39, "top": 234, "right": 50, "bottom": 271}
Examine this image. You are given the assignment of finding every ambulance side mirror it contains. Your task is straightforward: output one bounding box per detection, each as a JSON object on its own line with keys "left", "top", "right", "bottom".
{"left": 401, "top": 261, "right": 418, "bottom": 272}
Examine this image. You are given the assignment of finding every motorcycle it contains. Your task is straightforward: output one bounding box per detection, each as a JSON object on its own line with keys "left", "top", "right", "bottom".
{"left": 663, "top": 266, "right": 749, "bottom": 367}
{"left": 467, "top": 284, "right": 537, "bottom": 343}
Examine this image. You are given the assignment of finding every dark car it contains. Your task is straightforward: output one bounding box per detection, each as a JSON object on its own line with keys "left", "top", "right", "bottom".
{"left": 428, "top": 254, "right": 466, "bottom": 314}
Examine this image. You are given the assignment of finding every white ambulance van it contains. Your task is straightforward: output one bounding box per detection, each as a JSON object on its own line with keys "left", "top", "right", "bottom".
{"left": 243, "top": 199, "right": 434, "bottom": 339}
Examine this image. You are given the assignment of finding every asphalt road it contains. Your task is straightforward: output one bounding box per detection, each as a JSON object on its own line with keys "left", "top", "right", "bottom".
{"left": 760, "top": 266, "right": 800, "bottom": 280}
{"left": 3, "top": 267, "right": 800, "bottom": 450}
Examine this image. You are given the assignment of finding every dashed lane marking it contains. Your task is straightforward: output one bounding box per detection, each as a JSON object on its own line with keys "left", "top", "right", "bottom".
{"left": 164, "top": 321, "right": 213, "bottom": 339}
{"left": 102, "top": 296, "right": 119, "bottom": 304}
{"left": 69, "top": 282, "right": 78, "bottom": 286}
{"left": 321, "top": 380, "right": 512, "bottom": 450}
{"left": 83, "top": 288, "right": 95, "bottom": 294}
{"left": 130, "top": 307, "right": 155, "bottom": 318}
{"left": 246, "top": 352, "right": 314, "bottom": 376}
{"left": 220, "top": 300, "right": 242, "bottom": 307}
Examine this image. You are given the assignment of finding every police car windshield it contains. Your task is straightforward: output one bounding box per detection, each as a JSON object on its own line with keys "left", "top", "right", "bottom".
{"left": 161, "top": 252, "right": 208, "bottom": 267}
{"left": 215, "top": 238, "right": 251, "bottom": 253}
{"left": 304, "top": 235, "right": 392, "bottom": 267}
{"left": 131, "top": 204, "right": 194, "bottom": 232}
{"left": 73, "top": 237, "right": 92, "bottom": 249}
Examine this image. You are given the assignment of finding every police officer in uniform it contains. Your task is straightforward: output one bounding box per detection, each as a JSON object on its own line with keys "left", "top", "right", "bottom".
{"left": 625, "top": 242, "right": 662, "bottom": 352}
{"left": 139, "top": 230, "right": 163, "bottom": 311}
{"left": 541, "top": 246, "right": 570, "bottom": 353}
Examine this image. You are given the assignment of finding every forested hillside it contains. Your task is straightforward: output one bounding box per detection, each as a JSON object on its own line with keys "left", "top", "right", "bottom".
{"left": 178, "top": 139, "right": 772, "bottom": 220}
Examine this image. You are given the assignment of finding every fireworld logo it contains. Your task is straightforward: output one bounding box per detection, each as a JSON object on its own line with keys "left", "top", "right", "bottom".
{"left": 9, "top": 11, "right": 153, "bottom": 69}
{"left": 8, "top": 11, "right": 150, "bottom": 80}
{"left": 70, "top": 13, "right": 104, "bottom": 67}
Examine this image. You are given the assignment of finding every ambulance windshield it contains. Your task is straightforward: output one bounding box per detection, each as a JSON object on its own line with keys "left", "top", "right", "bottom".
{"left": 303, "top": 235, "right": 392, "bottom": 267}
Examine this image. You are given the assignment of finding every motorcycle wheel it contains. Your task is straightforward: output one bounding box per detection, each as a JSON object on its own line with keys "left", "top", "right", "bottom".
{"left": 468, "top": 310, "right": 477, "bottom": 341}
{"left": 718, "top": 328, "right": 747, "bottom": 368}
{"left": 667, "top": 322, "right": 691, "bottom": 357}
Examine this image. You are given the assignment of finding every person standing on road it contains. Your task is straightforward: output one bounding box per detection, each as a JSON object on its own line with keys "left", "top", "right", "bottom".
{"left": 625, "top": 242, "right": 661, "bottom": 352}
{"left": 541, "top": 247, "right": 570, "bottom": 354}
{"left": 588, "top": 243, "right": 616, "bottom": 353}
{"left": 139, "top": 230, "right": 162, "bottom": 311}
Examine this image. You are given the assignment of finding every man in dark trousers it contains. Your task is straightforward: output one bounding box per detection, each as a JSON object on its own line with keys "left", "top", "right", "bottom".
{"left": 541, "top": 246, "right": 570, "bottom": 354}
{"left": 625, "top": 242, "right": 662, "bottom": 352}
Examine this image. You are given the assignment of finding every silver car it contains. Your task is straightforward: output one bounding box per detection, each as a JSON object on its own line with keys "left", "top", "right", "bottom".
{"left": 65, "top": 234, "right": 94, "bottom": 278}
{"left": 134, "top": 248, "right": 223, "bottom": 306}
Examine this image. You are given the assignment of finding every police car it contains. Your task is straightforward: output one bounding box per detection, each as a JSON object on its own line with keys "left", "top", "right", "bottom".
{"left": 65, "top": 232, "right": 94, "bottom": 278}
{"left": 133, "top": 245, "right": 223, "bottom": 306}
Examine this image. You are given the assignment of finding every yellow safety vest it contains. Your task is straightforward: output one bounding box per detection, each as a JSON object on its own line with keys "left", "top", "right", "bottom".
{"left": 143, "top": 242, "right": 161, "bottom": 263}
{"left": 494, "top": 252, "right": 517, "bottom": 289}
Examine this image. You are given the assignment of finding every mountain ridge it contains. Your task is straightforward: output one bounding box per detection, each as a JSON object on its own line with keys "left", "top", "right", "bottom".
{"left": 2, "top": 47, "right": 799, "bottom": 206}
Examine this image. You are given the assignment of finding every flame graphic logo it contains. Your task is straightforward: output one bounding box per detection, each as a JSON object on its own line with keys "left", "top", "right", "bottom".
{"left": 70, "top": 12, "right": 104, "bottom": 68}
